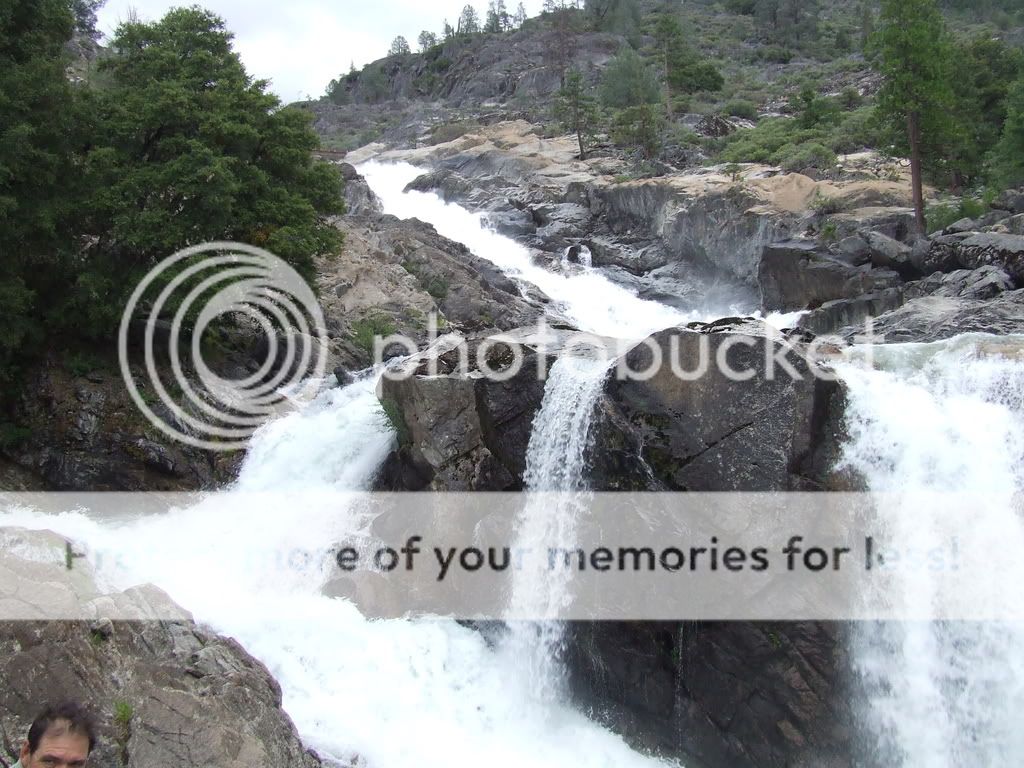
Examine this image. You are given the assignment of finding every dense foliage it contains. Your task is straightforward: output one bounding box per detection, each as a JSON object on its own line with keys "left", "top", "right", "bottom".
{"left": 0, "top": 3, "right": 343, "bottom": 389}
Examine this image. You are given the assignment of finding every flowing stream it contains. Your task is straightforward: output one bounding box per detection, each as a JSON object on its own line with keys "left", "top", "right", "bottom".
{"left": 834, "top": 335, "right": 1024, "bottom": 766}
{"left": 2, "top": 160, "right": 1022, "bottom": 766}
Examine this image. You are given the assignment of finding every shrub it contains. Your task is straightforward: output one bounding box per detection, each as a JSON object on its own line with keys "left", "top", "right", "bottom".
{"left": 757, "top": 45, "right": 794, "bottom": 64}
{"left": 380, "top": 397, "right": 411, "bottom": 447}
{"left": 599, "top": 47, "right": 661, "bottom": 109}
{"left": 610, "top": 105, "right": 665, "bottom": 158}
{"left": 428, "top": 120, "right": 481, "bottom": 145}
{"left": 350, "top": 316, "right": 397, "bottom": 355}
{"left": 925, "top": 197, "right": 990, "bottom": 234}
{"left": 777, "top": 142, "right": 837, "bottom": 172}
{"left": 724, "top": 99, "right": 758, "bottom": 120}
{"left": 810, "top": 191, "right": 847, "bottom": 215}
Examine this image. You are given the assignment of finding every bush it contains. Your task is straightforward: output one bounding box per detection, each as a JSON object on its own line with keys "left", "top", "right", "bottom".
{"left": 351, "top": 316, "right": 397, "bottom": 355}
{"left": 777, "top": 142, "right": 837, "bottom": 172}
{"left": 600, "top": 48, "right": 661, "bottom": 109}
{"left": 611, "top": 105, "right": 665, "bottom": 158}
{"left": 925, "top": 197, "right": 990, "bottom": 234}
{"left": 757, "top": 45, "right": 794, "bottom": 64}
{"left": 724, "top": 99, "right": 758, "bottom": 120}
{"left": 809, "top": 191, "right": 847, "bottom": 215}
{"left": 428, "top": 120, "right": 481, "bottom": 145}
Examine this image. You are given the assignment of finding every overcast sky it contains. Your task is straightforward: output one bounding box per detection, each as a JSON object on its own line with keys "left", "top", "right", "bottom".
{"left": 96, "top": 1, "right": 547, "bottom": 103}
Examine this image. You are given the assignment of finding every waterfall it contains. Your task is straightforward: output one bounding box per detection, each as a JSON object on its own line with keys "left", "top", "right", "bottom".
{"left": 9, "top": 156, "right": 1019, "bottom": 767}
{"left": 503, "top": 353, "right": 617, "bottom": 701}
{"left": 836, "top": 334, "right": 1024, "bottom": 767}
{"left": 0, "top": 164, "right": 682, "bottom": 768}
{"left": 563, "top": 244, "right": 593, "bottom": 268}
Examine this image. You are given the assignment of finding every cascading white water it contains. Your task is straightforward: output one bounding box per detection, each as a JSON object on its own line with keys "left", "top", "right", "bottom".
{"left": 503, "top": 353, "right": 618, "bottom": 701}
{"left": 0, "top": 162, "right": 691, "bottom": 767}
{"left": 563, "top": 245, "right": 593, "bottom": 269}
{"left": 835, "top": 334, "right": 1024, "bottom": 767}
{"left": 10, "top": 154, "right": 1019, "bottom": 768}
{"left": 360, "top": 161, "right": 695, "bottom": 339}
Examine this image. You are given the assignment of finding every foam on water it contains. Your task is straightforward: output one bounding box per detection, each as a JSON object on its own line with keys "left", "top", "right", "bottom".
{"left": 836, "top": 334, "right": 1024, "bottom": 766}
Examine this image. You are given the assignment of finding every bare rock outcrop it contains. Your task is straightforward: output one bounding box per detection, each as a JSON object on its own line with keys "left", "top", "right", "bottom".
{"left": 0, "top": 528, "right": 323, "bottom": 768}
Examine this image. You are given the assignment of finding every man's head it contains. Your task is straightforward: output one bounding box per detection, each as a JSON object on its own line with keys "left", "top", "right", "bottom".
{"left": 18, "top": 701, "right": 96, "bottom": 768}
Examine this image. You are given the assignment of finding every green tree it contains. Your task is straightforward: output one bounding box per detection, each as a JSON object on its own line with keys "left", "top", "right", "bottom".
{"left": 0, "top": 0, "right": 80, "bottom": 381}
{"left": 651, "top": 13, "right": 723, "bottom": 115}
{"left": 611, "top": 104, "right": 664, "bottom": 159}
{"left": 600, "top": 47, "right": 660, "bottom": 109}
{"left": 458, "top": 5, "right": 481, "bottom": 34}
{"left": 947, "top": 36, "right": 1023, "bottom": 187}
{"left": 389, "top": 35, "right": 411, "bottom": 56}
{"left": 418, "top": 30, "right": 439, "bottom": 51}
{"left": 70, "top": 0, "right": 105, "bottom": 38}
{"left": 75, "top": 7, "right": 343, "bottom": 327}
{"left": 794, "top": 85, "right": 838, "bottom": 129}
{"left": 874, "top": 0, "right": 955, "bottom": 232}
{"left": 512, "top": 2, "right": 527, "bottom": 28}
{"left": 555, "top": 69, "right": 601, "bottom": 159}
{"left": 989, "top": 76, "right": 1024, "bottom": 189}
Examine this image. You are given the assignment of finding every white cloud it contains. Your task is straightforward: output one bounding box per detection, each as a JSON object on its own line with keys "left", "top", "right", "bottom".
{"left": 97, "top": 0, "right": 547, "bottom": 103}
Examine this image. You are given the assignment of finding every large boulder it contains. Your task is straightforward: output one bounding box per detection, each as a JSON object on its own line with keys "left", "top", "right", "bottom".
{"left": 836, "top": 289, "right": 1024, "bottom": 343}
{"left": 956, "top": 233, "right": 1024, "bottom": 283}
{"left": 914, "top": 232, "right": 1024, "bottom": 284}
{"left": 572, "top": 323, "right": 857, "bottom": 768}
{"left": 904, "top": 266, "right": 1015, "bottom": 301}
{"left": 993, "top": 188, "right": 1024, "bottom": 215}
{"left": 0, "top": 528, "right": 324, "bottom": 768}
{"left": 759, "top": 241, "right": 901, "bottom": 312}
{"left": 375, "top": 334, "right": 554, "bottom": 491}
{"left": 589, "top": 321, "right": 852, "bottom": 492}
{"left": 864, "top": 231, "right": 918, "bottom": 279}
{"left": 798, "top": 288, "right": 906, "bottom": 337}
{"left": 338, "top": 163, "right": 383, "bottom": 217}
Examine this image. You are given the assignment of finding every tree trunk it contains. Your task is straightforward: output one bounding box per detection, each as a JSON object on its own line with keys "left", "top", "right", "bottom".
{"left": 908, "top": 110, "right": 926, "bottom": 234}
{"left": 577, "top": 129, "right": 586, "bottom": 160}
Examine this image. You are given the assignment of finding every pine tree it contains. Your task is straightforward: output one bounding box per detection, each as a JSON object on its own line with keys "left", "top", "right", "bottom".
{"left": 554, "top": 69, "right": 601, "bottom": 159}
{"left": 497, "top": 0, "right": 511, "bottom": 30}
{"left": 485, "top": 1, "right": 501, "bottom": 32}
{"left": 418, "top": 30, "right": 439, "bottom": 51}
{"left": 600, "top": 47, "right": 661, "bottom": 109}
{"left": 875, "top": 0, "right": 955, "bottom": 232}
{"left": 989, "top": 76, "right": 1024, "bottom": 189}
{"left": 388, "top": 36, "right": 411, "bottom": 56}
{"left": 458, "top": 5, "right": 481, "bottom": 35}
{"left": 513, "top": 2, "right": 528, "bottom": 27}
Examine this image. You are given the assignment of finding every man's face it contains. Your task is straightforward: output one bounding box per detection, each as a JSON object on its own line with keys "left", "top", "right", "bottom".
{"left": 20, "top": 722, "right": 90, "bottom": 768}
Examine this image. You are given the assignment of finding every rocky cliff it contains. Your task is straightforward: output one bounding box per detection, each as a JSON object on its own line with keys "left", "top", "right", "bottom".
{"left": 376, "top": 320, "right": 859, "bottom": 767}
{"left": 0, "top": 528, "right": 326, "bottom": 768}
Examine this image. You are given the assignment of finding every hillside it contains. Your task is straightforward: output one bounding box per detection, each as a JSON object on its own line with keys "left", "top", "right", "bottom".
{"left": 306, "top": 0, "right": 1024, "bottom": 189}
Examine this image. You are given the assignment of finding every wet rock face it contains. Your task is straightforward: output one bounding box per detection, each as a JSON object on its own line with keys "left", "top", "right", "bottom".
{"left": 375, "top": 337, "right": 553, "bottom": 491}
{"left": 758, "top": 241, "right": 902, "bottom": 313}
{"left": 574, "top": 324, "right": 857, "bottom": 768}
{"left": 1, "top": 361, "right": 241, "bottom": 492}
{"left": 836, "top": 289, "right": 1024, "bottom": 344}
{"left": 564, "top": 621, "right": 855, "bottom": 768}
{"left": 589, "top": 323, "right": 853, "bottom": 493}
{"left": 0, "top": 528, "right": 325, "bottom": 768}
{"left": 339, "top": 162, "right": 383, "bottom": 217}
